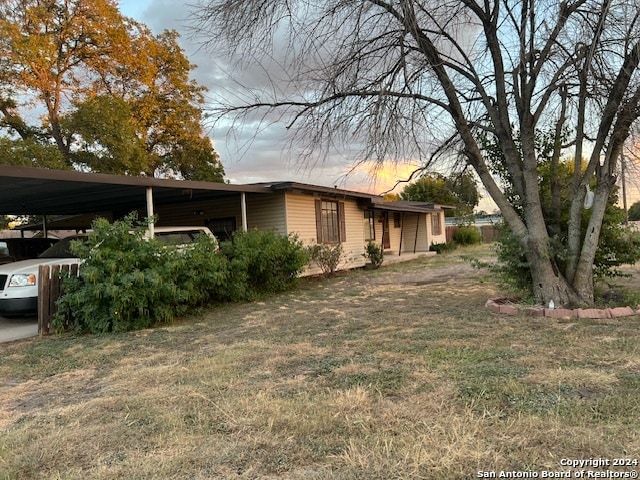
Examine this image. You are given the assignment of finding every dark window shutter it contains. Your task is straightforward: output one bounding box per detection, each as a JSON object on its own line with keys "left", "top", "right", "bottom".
{"left": 338, "top": 201, "right": 346, "bottom": 242}
{"left": 315, "top": 199, "right": 323, "bottom": 242}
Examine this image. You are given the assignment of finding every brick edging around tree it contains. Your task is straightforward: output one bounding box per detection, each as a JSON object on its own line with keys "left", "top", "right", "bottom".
{"left": 485, "top": 298, "right": 640, "bottom": 319}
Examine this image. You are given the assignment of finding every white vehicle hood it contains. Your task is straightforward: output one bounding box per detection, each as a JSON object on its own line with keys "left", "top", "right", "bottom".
{"left": 0, "top": 257, "right": 81, "bottom": 276}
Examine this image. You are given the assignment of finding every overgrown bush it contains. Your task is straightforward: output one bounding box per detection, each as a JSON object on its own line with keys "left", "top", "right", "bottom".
{"left": 492, "top": 213, "right": 640, "bottom": 298}
{"left": 219, "top": 229, "right": 309, "bottom": 299}
{"left": 363, "top": 241, "right": 384, "bottom": 268}
{"left": 453, "top": 226, "right": 482, "bottom": 245}
{"left": 430, "top": 242, "right": 457, "bottom": 254}
{"left": 490, "top": 223, "right": 532, "bottom": 293}
{"left": 55, "top": 217, "right": 308, "bottom": 334}
{"left": 173, "top": 233, "right": 230, "bottom": 305}
{"left": 54, "top": 215, "right": 221, "bottom": 333}
{"left": 308, "top": 242, "right": 345, "bottom": 275}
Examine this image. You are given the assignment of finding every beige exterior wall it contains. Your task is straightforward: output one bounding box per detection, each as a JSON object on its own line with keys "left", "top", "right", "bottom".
{"left": 245, "top": 194, "right": 287, "bottom": 234}
{"left": 428, "top": 211, "right": 447, "bottom": 245}
{"left": 285, "top": 192, "right": 367, "bottom": 274}
{"left": 388, "top": 213, "right": 402, "bottom": 254}
{"left": 369, "top": 211, "right": 382, "bottom": 246}
{"left": 151, "top": 190, "right": 446, "bottom": 273}
{"left": 341, "top": 200, "right": 368, "bottom": 269}
{"left": 283, "top": 193, "right": 317, "bottom": 243}
{"left": 398, "top": 213, "right": 429, "bottom": 253}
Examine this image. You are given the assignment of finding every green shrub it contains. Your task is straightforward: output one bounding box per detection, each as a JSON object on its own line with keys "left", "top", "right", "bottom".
{"left": 490, "top": 224, "right": 532, "bottom": 293}
{"left": 55, "top": 215, "right": 225, "bottom": 333}
{"left": 54, "top": 219, "right": 309, "bottom": 334}
{"left": 308, "top": 242, "right": 345, "bottom": 275}
{"left": 453, "top": 226, "right": 482, "bottom": 245}
{"left": 430, "top": 242, "right": 457, "bottom": 254}
{"left": 493, "top": 209, "right": 640, "bottom": 298}
{"left": 220, "top": 229, "right": 309, "bottom": 299}
{"left": 173, "top": 233, "right": 230, "bottom": 305}
{"left": 628, "top": 201, "right": 640, "bottom": 221}
{"left": 363, "top": 241, "right": 384, "bottom": 268}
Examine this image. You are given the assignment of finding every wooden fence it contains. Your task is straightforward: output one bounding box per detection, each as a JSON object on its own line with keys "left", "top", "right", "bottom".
{"left": 38, "top": 264, "right": 79, "bottom": 335}
{"left": 445, "top": 225, "right": 501, "bottom": 244}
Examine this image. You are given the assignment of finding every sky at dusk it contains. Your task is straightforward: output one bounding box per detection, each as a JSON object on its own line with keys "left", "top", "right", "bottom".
{"left": 116, "top": 0, "right": 423, "bottom": 197}
{"left": 116, "top": 0, "right": 640, "bottom": 211}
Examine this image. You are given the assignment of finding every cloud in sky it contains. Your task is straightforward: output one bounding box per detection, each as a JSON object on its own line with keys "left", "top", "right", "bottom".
{"left": 116, "top": 0, "right": 640, "bottom": 214}
{"left": 116, "top": 0, "right": 426, "bottom": 194}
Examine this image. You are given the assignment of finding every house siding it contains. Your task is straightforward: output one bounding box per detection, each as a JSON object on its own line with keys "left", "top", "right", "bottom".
{"left": 246, "top": 194, "right": 287, "bottom": 234}
{"left": 371, "top": 211, "right": 383, "bottom": 246}
{"left": 285, "top": 193, "right": 320, "bottom": 242}
{"left": 285, "top": 192, "right": 366, "bottom": 273}
{"left": 429, "top": 211, "right": 447, "bottom": 245}
{"left": 399, "top": 213, "right": 429, "bottom": 253}
{"left": 150, "top": 193, "right": 286, "bottom": 236}
{"left": 388, "top": 214, "right": 402, "bottom": 254}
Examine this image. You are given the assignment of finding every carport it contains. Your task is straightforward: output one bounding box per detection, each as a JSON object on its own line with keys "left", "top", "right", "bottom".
{"left": 0, "top": 165, "right": 273, "bottom": 342}
{"left": 0, "top": 165, "right": 272, "bottom": 233}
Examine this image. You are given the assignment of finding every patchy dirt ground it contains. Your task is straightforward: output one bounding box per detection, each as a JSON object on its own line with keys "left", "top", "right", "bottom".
{"left": 1, "top": 247, "right": 640, "bottom": 479}
{"left": 331, "top": 245, "right": 494, "bottom": 286}
{"left": 368, "top": 249, "right": 640, "bottom": 307}
{"left": 367, "top": 260, "right": 483, "bottom": 286}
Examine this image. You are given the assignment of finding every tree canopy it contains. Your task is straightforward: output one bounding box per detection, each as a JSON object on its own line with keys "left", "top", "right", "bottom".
{"left": 0, "top": 0, "right": 224, "bottom": 181}
{"left": 398, "top": 172, "right": 479, "bottom": 217}
{"left": 192, "top": 0, "right": 640, "bottom": 306}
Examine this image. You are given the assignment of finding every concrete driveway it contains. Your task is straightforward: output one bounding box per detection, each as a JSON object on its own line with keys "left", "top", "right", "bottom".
{"left": 0, "top": 315, "right": 37, "bottom": 343}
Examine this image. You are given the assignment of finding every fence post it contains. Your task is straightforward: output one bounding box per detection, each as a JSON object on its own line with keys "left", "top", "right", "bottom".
{"left": 38, "top": 264, "right": 78, "bottom": 336}
{"left": 38, "top": 265, "right": 51, "bottom": 336}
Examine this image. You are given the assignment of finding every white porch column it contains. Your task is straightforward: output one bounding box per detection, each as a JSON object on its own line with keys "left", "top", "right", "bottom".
{"left": 241, "top": 192, "right": 248, "bottom": 232}
{"left": 146, "top": 186, "right": 154, "bottom": 238}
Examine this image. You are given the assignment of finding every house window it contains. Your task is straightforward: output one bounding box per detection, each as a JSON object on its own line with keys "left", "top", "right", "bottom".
{"left": 206, "top": 217, "right": 237, "bottom": 241}
{"left": 431, "top": 212, "right": 442, "bottom": 236}
{"left": 315, "top": 199, "right": 346, "bottom": 244}
{"left": 363, "top": 210, "right": 375, "bottom": 241}
{"left": 393, "top": 213, "right": 401, "bottom": 228}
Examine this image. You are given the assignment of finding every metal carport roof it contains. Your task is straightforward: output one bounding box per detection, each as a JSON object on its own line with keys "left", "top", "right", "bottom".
{"left": 0, "top": 165, "right": 272, "bottom": 216}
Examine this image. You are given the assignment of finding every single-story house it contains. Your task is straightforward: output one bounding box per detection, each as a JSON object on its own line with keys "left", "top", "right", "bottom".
{"left": 0, "top": 166, "right": 449, "bottom": 273}
{"left": 147, "top": 182, "right": 450, "bottom": 272}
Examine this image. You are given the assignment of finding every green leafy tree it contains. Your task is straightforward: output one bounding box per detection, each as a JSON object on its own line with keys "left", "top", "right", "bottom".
{"left": 0, "top": 0, "right": 223, "bottom": 181}
{"left": 0, "top": 138, "right": 69, "bottom": 170}
{"left": 399, "top": 172, "right": 479, "bottom": 217}
{"left": 63, "top": 96, "right": 148, "bottom": 174}
{"left": 491, "top": 132, "right": 640, "bottom": 292}
{"left": 629, "top": 201, "right": 640, "bottom": 221}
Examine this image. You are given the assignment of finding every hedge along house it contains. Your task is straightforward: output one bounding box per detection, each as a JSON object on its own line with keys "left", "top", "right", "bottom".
{"left": 149, "top": 182, "right": 449, "bottom": 273}
{"left": 0, "top": 166, "right": 448, "bottom": 274}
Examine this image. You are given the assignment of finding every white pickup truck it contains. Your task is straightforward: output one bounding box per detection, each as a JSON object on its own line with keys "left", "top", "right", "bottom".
{"left": 0, "top": 226, "right": 217, "bottom": 315}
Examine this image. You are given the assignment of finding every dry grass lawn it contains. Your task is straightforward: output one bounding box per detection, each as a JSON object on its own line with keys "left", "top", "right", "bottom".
{"left": 1, "top": 245, "right": 640, "bottom": 479}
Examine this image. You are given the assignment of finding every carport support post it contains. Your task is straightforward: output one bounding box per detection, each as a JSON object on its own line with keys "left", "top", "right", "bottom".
{"left": 146, "top": 187, "right": 154, "bottom": 238}
{"left": 241, "top": 192, "right": 248, "bottom": 232}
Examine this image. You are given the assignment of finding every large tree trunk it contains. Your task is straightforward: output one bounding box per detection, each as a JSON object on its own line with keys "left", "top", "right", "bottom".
{"left": 519, "top": 185, "right": 587, "bottom": 307}
{"left": 571, "top": 179, "right": 613, "bottom": 302}
{"left": 526, "top": 237, "right": 585, "bottom": 307}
